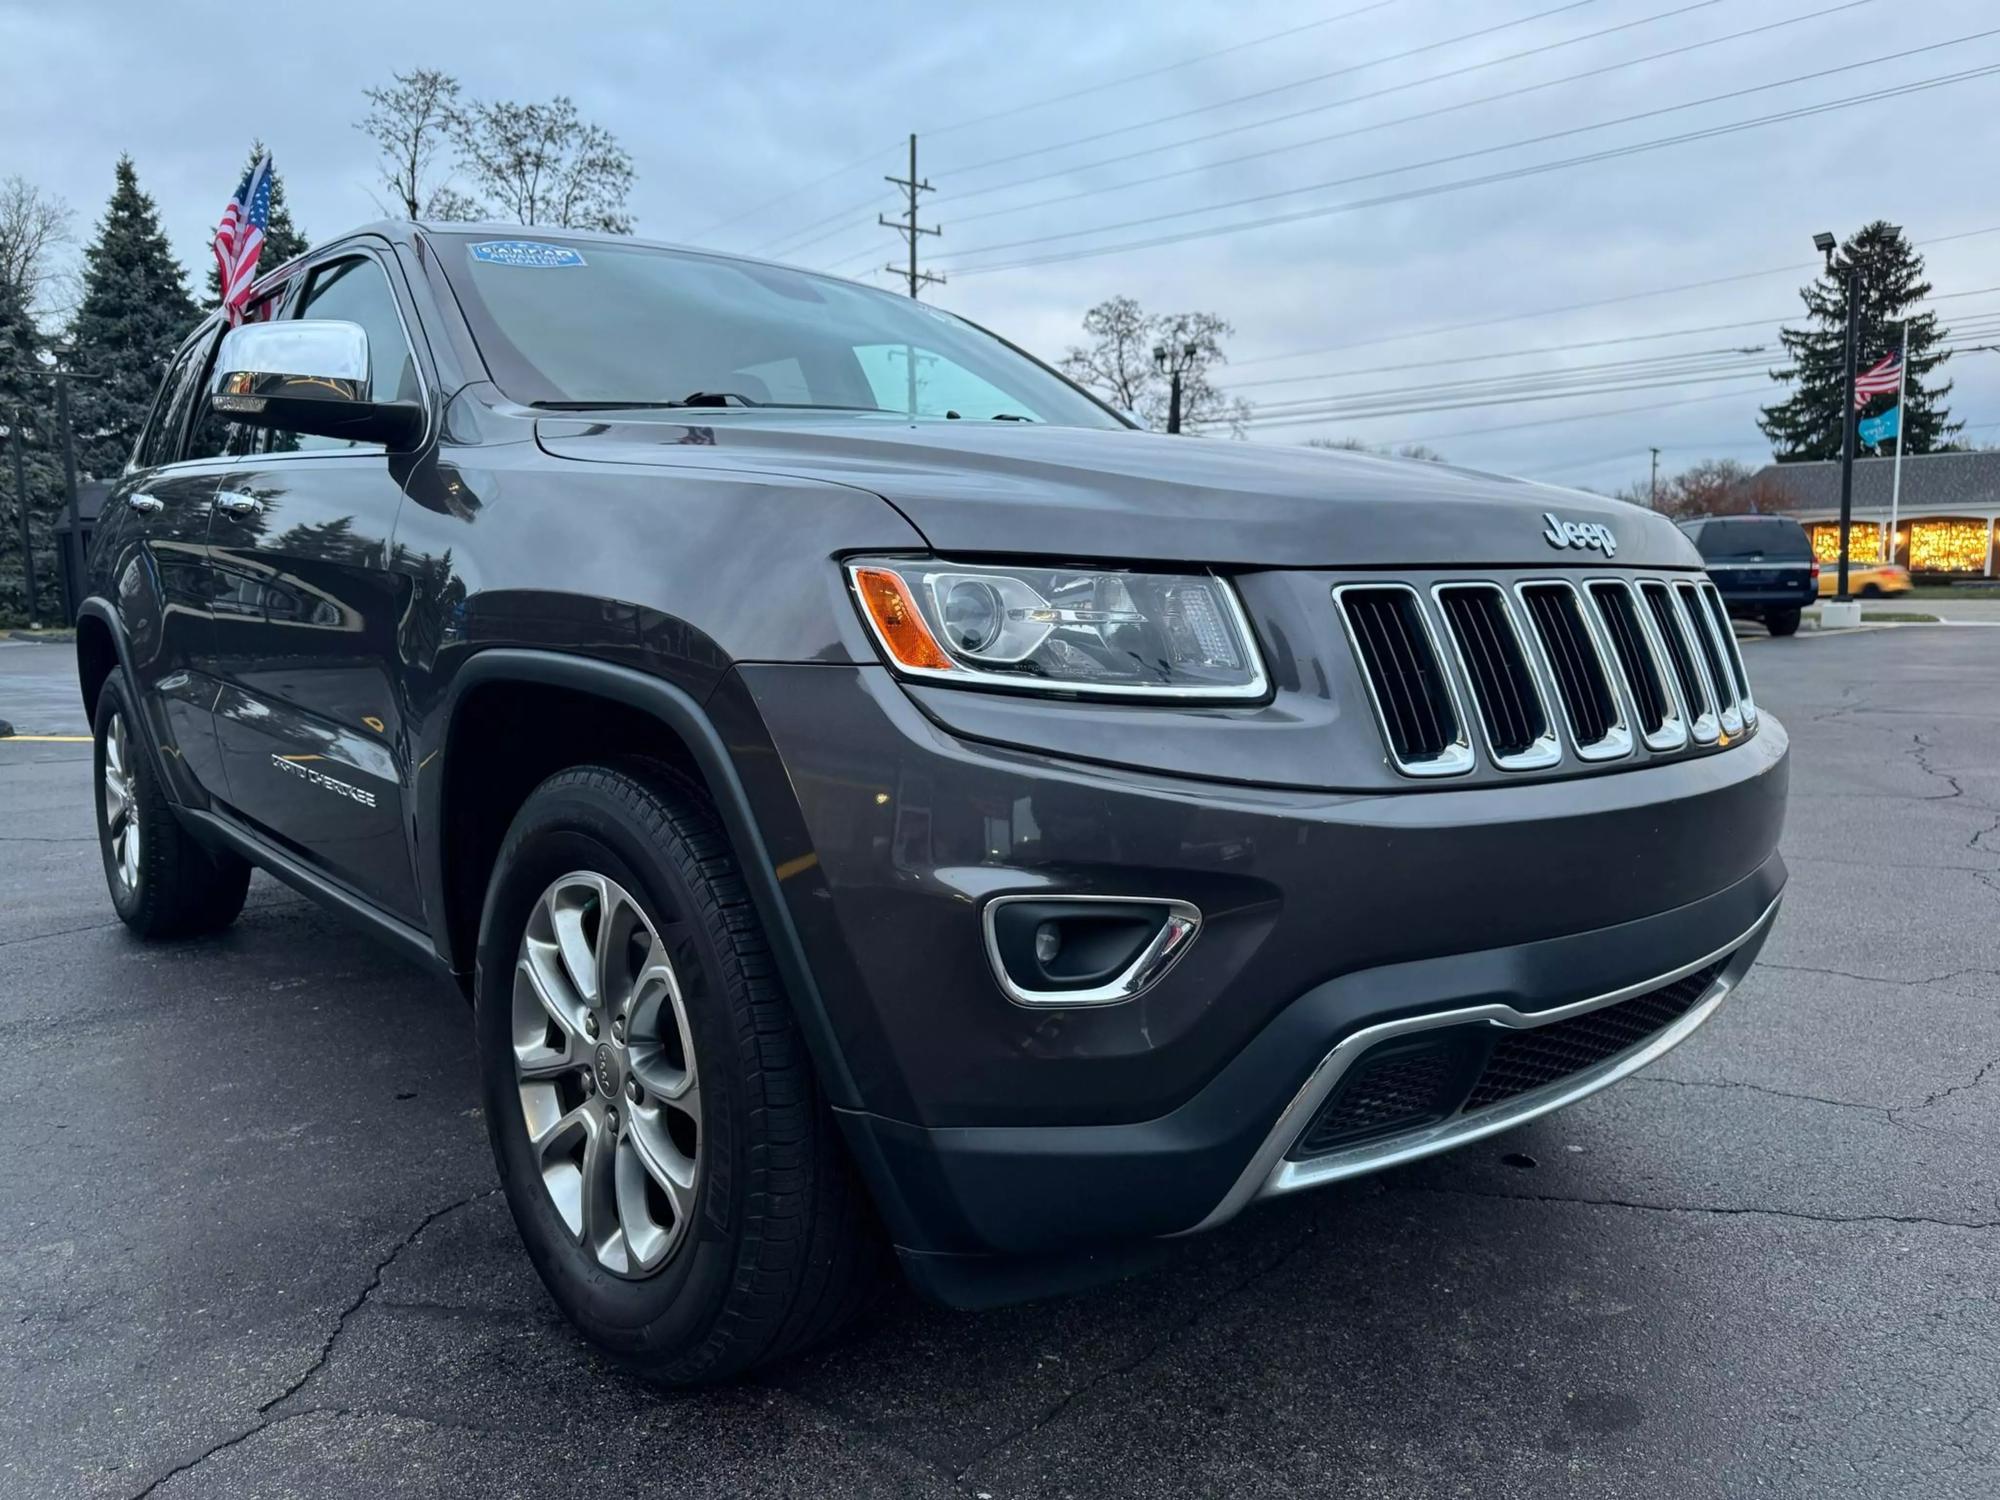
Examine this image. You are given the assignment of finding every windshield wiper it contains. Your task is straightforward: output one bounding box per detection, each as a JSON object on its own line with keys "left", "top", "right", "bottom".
{"left": 532, "top": 395, "right": 897, "bottom": 413}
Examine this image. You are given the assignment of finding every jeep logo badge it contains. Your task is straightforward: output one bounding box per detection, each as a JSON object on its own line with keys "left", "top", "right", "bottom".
{"left": 1543, "top": 511, "right": 1617, "bottom": 557}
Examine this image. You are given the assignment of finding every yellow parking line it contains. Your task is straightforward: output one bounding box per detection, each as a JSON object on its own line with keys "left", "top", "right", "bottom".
{"left": 1, "top": 734, "right": 92, "bottom": 743}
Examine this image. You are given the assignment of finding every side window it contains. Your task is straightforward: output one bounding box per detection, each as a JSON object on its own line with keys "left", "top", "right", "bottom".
{"left": 136, "top": 334, "right": 213, "bottom": 469}
{"left": 186, "top": 292, "right": 283, "bottom": 463}
{"left": 291, "top": 256, "right": 418, "bottom": 452}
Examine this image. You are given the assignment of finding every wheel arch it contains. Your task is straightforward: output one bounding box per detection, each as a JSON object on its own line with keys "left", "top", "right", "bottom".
{"left": 423, "top": 649, "right": 862, "bottom": 1110}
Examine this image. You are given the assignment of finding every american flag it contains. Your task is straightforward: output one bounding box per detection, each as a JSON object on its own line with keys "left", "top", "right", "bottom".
{"left": 212, "top": 154, "right": 273, "bottom": 325}
{"left": 1852, "top": 349, "right": 1902, "bottom": 408}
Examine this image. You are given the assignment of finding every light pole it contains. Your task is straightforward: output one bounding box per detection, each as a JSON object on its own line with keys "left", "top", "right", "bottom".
{"left": 6, "top": 414, "right": 36, "bottom": 630}
{"left": 1815, "top": 229, "right": 1861, "bottom": 609}
{"left": 51, "top": 343, "right": 83, "bottom": 624}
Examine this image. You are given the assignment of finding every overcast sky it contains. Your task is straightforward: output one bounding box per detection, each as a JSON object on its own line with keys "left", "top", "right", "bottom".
{"left": 6, "top": 0, "right": 1998, "bottom": 492}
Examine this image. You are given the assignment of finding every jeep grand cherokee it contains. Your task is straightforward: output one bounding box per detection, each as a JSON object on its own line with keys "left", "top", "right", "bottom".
{"left": 77, "top": 224, "right": 1788, "bottom": 1382}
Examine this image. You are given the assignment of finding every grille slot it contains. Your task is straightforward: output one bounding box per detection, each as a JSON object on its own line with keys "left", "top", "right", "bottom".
{"left": 1291, "top": 1041, "right": 1459, "bottom": 1157}
{"left": 1338, "top": 587, "right": 1471, "bottom": 776}
{"left": 1698, "top": 581, "right": 1756, "bottom": 723}
{"left": 1640, "top": 580, "right": 1716, "bottom": 739}
{"left": 1676, "top": 581, "right": 1740, "bottom": 727}
{"left": 1588, "top": 581, "right": 1675, "bottom": 744}
{"left": 1435, "top": 585, "right": 1554, "bottom": 766}
{"left": 1519, "top": 583, "right": 1625, "bottom": 756}
{"left": 1462, "top": 963, "right": 1723, "bottom": 1112}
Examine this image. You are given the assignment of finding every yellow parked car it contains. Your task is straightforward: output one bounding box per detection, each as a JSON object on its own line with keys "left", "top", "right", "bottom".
{"left": 1819, "top": 560, "right": 1912, "bottom": 597}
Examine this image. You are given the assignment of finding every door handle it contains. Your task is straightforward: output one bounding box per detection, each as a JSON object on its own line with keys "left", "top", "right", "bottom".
{"left": 215, "top": 491, "right": 264, "bottom": 517}
{"left": 126, "top": 493, "right": 164, "bottom": 514}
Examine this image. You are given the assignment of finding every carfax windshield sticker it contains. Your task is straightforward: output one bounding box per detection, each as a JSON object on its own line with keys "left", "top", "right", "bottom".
{"left": 469, "top": 240, "right": 587, "bottom": 268}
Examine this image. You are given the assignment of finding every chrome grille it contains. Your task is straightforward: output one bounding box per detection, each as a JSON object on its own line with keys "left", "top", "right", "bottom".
{"left": 1336, "top": 586, "right": 1473, "bottom": 777}
{"left": 1517, "top": 582, "right": 1631, "bottom": 760}
{"left": 1675, "top": 580, "right": 1744, "bottom": 735}
{"left": 1434, "top": 585, "right": 1558, "bottom": 770}
{"left": 1340, "top": 573, "right": 1754, "bottom": 776}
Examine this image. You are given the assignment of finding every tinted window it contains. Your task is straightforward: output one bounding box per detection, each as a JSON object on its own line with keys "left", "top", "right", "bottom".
{"left": 187, "top": 291, "right": 284, "bottom": 462}
{"left": 138, "top": 333, "right": 212, "bottom": 468}
{"left": 438, "top": 235, "right": 1121, "bottom": 429}
{"left": 1691, "top": 519, "right": 1812, "bottom": 560}
{"left": 292, "top": 256, "right": 418, "bottom": 451}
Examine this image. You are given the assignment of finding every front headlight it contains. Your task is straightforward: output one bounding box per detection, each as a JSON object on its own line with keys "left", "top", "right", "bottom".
{"left": 847, "top": 558, "right": 1268, "bottom": 700}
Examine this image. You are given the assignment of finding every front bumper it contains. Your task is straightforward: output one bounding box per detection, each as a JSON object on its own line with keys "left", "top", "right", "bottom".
{"left": 718, "top": 663, "right": 1789, "bottom": 1297}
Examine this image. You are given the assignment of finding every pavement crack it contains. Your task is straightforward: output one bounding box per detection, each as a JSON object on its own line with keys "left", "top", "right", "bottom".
{"left": 1759, "top": 959, "right": 2000, "bottom": 989}
{"left": 0, "top": 918, "right": 123, "bottom": 948}
{"left": 950, "top": 1228, "right": 1320, "bottom": 1489}
{"left": 124, "top": 1411, "right": 315, "bottom": 1499}
{"left": 1907, "top": 731, "right": 1966, "bottom": 800}
{"left": 1404, "top": 1182, "right": 2000, "bottom": 1231}
{"left": 1634, "top": 1073, "right": 1890, "bottom": 1117}
{"left": 256, "top": 1187, "right": 500, "bottom": 1415}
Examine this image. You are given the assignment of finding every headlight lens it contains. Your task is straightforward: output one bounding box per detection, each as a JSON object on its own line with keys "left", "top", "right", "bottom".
{"left": 848, "top": 559, "right": 1268, "bottom": 699}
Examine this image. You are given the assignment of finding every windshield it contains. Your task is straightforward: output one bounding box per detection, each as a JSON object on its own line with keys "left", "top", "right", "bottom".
{"left": 434, "top": 234, "right": 1124, "bottom": 429}
{"left": 1692, "top": 519, "right": 1812, "bottom": 560}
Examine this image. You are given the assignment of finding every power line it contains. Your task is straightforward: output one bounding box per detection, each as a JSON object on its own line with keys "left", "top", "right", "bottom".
{"left": 923, "top": 0, "right": 1409, "bottom": 139}
{"left": 940, "top": 61, "right": 2000, "bottom": 276}
{"left": 939, "top": 0, "right": 1611, "bottom": 180}
{"left": 1225, "top": 286, "right": 2000, "bottom": 395}
{"left": 685, "top": 139, "right": 903, "bottom": 243}
{"left": 1231, "top": 224, "right": 2000, "bottom": 367}
{"left": 937, "top": 34, "right": 2000, "bottom": 267}
{"left": 1242, "top": 331, "right": 2000, "bottom": 429}
{"left": 944, "top": 1, "right": 1882, "bottom": 232}
{"left": 933, "top": 0, "right": 1775, "bottom": 213}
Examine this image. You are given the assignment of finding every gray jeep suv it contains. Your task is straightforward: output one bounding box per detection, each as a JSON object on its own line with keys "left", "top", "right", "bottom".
{"left": 77, "top": 223, "right": 1788, "bottom": 1381}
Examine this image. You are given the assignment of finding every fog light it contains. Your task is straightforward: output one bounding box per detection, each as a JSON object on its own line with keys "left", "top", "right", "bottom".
{"left": 1034, "top": 922, "right": 1062, "bottom": 965}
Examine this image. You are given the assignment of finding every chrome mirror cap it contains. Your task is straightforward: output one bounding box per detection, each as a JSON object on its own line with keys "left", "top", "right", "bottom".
{"left": 213, "top": 319, "right": 369, "bottom": 404}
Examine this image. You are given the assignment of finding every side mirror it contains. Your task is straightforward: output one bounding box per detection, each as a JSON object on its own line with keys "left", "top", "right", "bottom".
{"left": 209, "top": 319, "right": 424, "bottom": 450}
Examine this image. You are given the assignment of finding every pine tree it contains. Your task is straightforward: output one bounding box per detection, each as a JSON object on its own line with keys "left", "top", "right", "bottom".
{"left": 67, "top": 156, "right": 199, "bottom": 480}
{"left": 203, "top": 141, "right": 309, "bottom": 305}
{"left": 1758, "top": 221, "right": 1959, "bottom": 461}
{"left": 0, "top": 269, "right": 61, "bottom": 622}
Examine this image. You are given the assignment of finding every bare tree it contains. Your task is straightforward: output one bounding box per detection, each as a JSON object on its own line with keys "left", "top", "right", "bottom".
{"left": 357, "top": 68, "right": 480, "bottom": 220}
{"left": 0, "top": 175, "right": 75, "bottom": 319}
{"left": 1612, "top": 456, "right": 1788, "bottom": 518}
{"left": 450, "top": 95, "right": 634, "bottom": 233}
{"left": 1060, "top": 297, "right": 1250, "bottom": 435}
{"left": 1306, "top": 437, "right": 1448, "bottom": 462}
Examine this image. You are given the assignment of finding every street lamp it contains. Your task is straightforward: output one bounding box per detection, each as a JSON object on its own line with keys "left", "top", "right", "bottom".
{"left": 1152, "top": 341, "right": 1200, "bottom": 435}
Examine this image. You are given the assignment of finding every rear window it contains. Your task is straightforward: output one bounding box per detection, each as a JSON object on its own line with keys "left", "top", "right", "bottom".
{"left": 1690, "top": 519, "right": 1812, "bottom": 561}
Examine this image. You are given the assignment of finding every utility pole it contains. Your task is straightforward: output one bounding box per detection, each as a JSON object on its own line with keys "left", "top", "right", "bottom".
{"left": 880, "top": 134, "right": 943, "bottom": 300}
{"left": 1814, "top": 234, "right": 1862, "bottom": 605}
{"left": 53, "top": 363, "right": 82, "bottom": 625}
{"left": 7, "top": 413, "right": 36, "bottom": 630}
{"left": 1649, "top": 447, "right": 1661, "bottom": 509}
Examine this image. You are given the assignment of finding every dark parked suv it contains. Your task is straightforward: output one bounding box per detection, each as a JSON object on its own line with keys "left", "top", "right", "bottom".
{"left": 78, "top": 224, "right": 1789, "bottom": 1381}
{"left": 1678, "top": 514, "right": 1818, "bottom": 636}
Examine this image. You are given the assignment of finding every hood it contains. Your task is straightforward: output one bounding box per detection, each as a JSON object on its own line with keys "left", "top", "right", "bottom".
{"left": 534, "top": 411, "right": 1700, "bottom": 570}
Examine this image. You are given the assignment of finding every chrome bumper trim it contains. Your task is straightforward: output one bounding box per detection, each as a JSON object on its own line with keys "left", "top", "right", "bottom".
{"left": 1188, "top": 894, "right": 1783, "bottom": 1233}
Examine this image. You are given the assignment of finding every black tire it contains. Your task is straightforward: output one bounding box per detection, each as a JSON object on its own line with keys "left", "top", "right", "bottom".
{"left": 1765, "top": 608, "right": 1802, "bottom": 637}
{"left": 92, "top": 675, "right": 251, "bottom": 939}
{"left": 1861, "top": 583, "right": 1883, "bottom": 598}
{"left": 474, "top": 762, "right": 882, "bottom": 1383}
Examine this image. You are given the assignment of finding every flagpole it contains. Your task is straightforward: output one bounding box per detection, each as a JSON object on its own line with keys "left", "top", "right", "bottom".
{"left": 1885, "top": 319, "right": 1909, "bottom": 564}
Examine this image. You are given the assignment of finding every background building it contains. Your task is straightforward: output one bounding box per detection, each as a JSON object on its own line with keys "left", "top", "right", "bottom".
{"left": 1742, "top": 451, "right": 2000, "bottom": 578}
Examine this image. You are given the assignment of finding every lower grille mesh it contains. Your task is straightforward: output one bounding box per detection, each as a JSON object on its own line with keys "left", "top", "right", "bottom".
{"left": 1462, "top": 962, "right": 1723, "bottom": 1112}
{"left": 1290, "top": 960, "right": 1727, "bottom": 1159}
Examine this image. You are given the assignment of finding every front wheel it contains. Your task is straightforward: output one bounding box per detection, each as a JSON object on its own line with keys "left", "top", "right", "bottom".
{"left": 474, "top": 763, "right": 882, "bottom": 1383}
{"left": 1765, "top": 607, "right": 1802, "bottom": 637}
{"left": 92, "top": 676, "right": 250, "bottom": 939}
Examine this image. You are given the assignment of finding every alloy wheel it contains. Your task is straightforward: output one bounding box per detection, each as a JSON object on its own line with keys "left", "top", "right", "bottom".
{"left": 512, "top": 871, "right": 702, "bottom": 1277}
{"left": 101, "top": 710, "right": 140, "bottom": 894}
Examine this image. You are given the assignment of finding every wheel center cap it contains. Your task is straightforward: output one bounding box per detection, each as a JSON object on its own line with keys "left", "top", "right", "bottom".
{"left": 593, "top": 1042, "right": 622, "bottom": 1098}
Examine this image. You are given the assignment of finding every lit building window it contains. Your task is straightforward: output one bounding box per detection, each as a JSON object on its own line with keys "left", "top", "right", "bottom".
{"left": 1906, "top": 519, "right": 1992, "bottom": 573}
{"left": 1810, "top": 522, "right": 1881, "bottom": 562}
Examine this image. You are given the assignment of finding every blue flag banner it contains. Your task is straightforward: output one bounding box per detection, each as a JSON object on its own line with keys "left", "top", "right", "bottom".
{"left": 1858, "top": 404, "right": 1901, "bottom": 447}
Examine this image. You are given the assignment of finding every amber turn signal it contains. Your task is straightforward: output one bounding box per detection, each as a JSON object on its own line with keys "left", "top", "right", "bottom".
{"left": 853, "top": 568, "right": 954, "bottom": 671}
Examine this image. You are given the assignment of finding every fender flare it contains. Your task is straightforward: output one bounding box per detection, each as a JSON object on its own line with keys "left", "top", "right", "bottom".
{"left": 425, "top": 648, "right": 862, "bottom": 1110}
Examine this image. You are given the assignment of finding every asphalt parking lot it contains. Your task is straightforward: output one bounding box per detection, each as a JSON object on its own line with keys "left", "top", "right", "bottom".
{"left": 1, "top": 628, "right": 1996, "bottom": 1499}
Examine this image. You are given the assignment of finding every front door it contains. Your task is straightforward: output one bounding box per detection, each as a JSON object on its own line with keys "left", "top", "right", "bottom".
{"left": 97, "top": 326, "right": 227, "bottom": 801}
{"left": 204, "top": 249, "right": 429, "bottom": 919}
